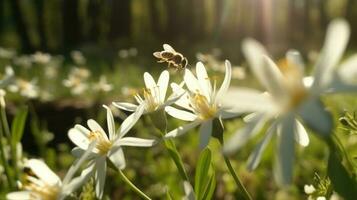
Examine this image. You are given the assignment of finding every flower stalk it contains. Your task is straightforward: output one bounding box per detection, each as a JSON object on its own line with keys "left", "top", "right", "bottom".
{"left": 118, "top": 170, "right": 152, "bottom": 200}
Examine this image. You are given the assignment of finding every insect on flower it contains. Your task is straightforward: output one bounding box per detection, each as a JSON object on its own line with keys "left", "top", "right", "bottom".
{"left": 153, "top": 44, "right": 188, "bottom": 70}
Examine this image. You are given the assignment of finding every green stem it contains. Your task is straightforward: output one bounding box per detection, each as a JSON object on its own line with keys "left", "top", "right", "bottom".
{"left": 147, "top": 112, "right": 189, "bottom": 181}
{"left": 223, "top": 156, "right": 252, "bottom": 200}
{"left": 118, "top": 170, "right": 151, "bottom": 200}
{"left": 162, "top": 138, "right": 190, "bottom": 181}
{"left": 332, "top": 134, "right": 356, "bottom": 174}
{"left": 1, "top": 106, "right": 11, "bottom": 138}
{"left": 0, "top": 120, "right": 14, "bottom": 188}
{"left": 1, "top": 105, "right": 19, "bottom": 180}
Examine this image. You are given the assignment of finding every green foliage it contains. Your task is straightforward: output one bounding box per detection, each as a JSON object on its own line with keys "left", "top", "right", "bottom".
{"left": 327, "top": 143, "right": 357, "bottom": 200}
{"left": 10, "top": 106, "right": 28, "bottom": 147}
{"left": 195, "top": 148, "right": 216, "bottom": 200}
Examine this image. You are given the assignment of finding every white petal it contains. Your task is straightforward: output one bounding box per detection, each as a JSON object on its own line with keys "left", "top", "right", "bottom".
{"left": 157, "top": 70, "right": 169, "bottom": 102}
{"left": 303, "top": 76, "right": 314, "bottom": 88}
{"left": 112, "top": 102, "right": 138, "bottom": 112}
{"left": 242, "top": 38, "right": 270, "bottom": 87}
{"left": 108, "top": 147, "right": 126, "bottom": 170}
{"left": 64, "top": 142, "right": 97, "bottom": 185}
{"left": 184, "top": 68, "right": 201, "bottom": 93}
{"left": 313, "top": 19, "right": 350, "bottom": 89}
{"left": 27, "top": 159, "right": 61, "bottom": 185}
{"left": 338, "top": 54, "right": 357, "bottom": 83}
{"left": 63, "top": 163, "right": 95, "bottom": 196}
{"left": 164, "top": 120, "right": 202, "bottom": 138}
{"left": 223, "top": 87, "right": 277, "bottom": 113}
{"left": 294, "top": 120, "right": 309, "bottom": 147}
{"left": 274, "top": 116, "right": 295, "bottom": 186}
{"left": 327, "top": 76, "right": 357, "bottom": 93}
{"left": 219, "top": 110, "right": 242, "bottom": 119}
{"left": 68, "top": 128, "right": 90, "bottom": 150}
{"left": 196, "top": 62, "right": 212, "bottom": 100}
{"left": 183, "top": 181, "right": 196, "bottom": 200}
{"left": 95, "top": 157, "right": 107, "bottom": 199}
{"left": 116, "top": 137, "right": 157, "bottom": 147}
{"left": 6, "top": 191, "right": 31, "bottom": 200}
{"left": 298, "top": 98, "right": 333, "bottom": 137}
{"left": 223, "top": 113, "right": 267, "bottom": 154}
{"left": 143, "top": 72, "right": 156, "bottom": 89}
{"left": 246, "top": 122, "right": 276, "bottom": 171}
{"left": 171, "top": 83, "right": 192, "bottom": 110}
{"left": 70, "top": 147, "right": 98, "bottom": 160}
{"left": 164, "top": 90, "right": 186, "bottom": 108}
{"left": 262, "top": 56, "right": 287, "bottom": 99}
{"left": 216, "top": 60, "right": 232, "bottom": 102}
{"left": 286, "top": 50, "right": 305, "bottom": 75}
{"left": 87, "top": 119, "right": 108, "bottom": 140}
{"left": 165, "top": 106, "right": 197, "bottom": 121}
{"left": 103, "top": 105, "right": 116, "bottom": 140}
{"left": 118, "top": 104, "right": 145, "bottom": 138}
{"left": 199, "top": 120, "right": 213, "bottom": 149}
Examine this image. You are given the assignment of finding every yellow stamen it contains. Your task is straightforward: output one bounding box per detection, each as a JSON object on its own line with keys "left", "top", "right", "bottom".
{"left": 23, "top": 175, "right": 60, "bottom": 200}
{"left": 191, "top": 93, "right": 217, "bottom": 120}
{"left": 88, "top": 131, "right": 112, "bottom": 155}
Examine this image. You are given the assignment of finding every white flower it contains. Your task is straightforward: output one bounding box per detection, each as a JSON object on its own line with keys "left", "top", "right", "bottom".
{"left": 164, "top": 61, "right": 241, "bottom": 149}
{"left": 182, "top": 181, "right": 195, "bottom": 200}
{"left": 223, "top": 18, "right": 357, "bottom": 186}
{"left": 63, "top": 67, "right": 91, "bottom": 95}
{"left": 68, "top": 105, "right": 156, "bottom": 198}
{"left": 304, "top": 184, "right": 316, "bottom": 194}
{"left": 113, "top": 70, "right": 182, "bottom": 118}
{"left": 93, "top": 75, "right": 113, "bottom": 92}
{"left": 0, "top": 66, "right": 15, "bottom": 88}
{"left": 6, "top": 144, "right": 95, "bottom": 200}
{"left": 0, "top": 47, "right": 16, "bottom": 59}
{"left": 70, "top": 50, "right": 86, "bottom": 65}
{"left": 13, "top": 55, "right": 33, "bottom": 68}
{"left": 8, "top": 78, "right": 39, "bottom": 99}
{"left": 31, "top": 51, "right": 51, "bottom": 65}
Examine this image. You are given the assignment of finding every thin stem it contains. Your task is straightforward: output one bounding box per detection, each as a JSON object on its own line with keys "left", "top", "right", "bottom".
{"left": 223, "top": 156, "right": 252, "bottom": 200}
{"left": 1, "top": 107, "right": 11, "bottom": 139}
{"left": 118, "top": 170, "right": 151, "bottom": 200}
{"left": 1, "top": 105, "right": 19, "bottom": 180}
{"left": 146, "top": 113, "right": 189, "bottom": 181}
{"left": 0, "top": 120, "right": 14, "bottom": 188}
{"left": 332, "top": 134, "right": 356, "bottom": 174}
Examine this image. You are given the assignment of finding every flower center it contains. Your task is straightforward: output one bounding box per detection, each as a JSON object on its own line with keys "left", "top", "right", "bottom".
{"left": 190, "top": 93, "right": 217, "bottom": 120}
{"left": 88, "top": 131, "right": 112, "bottom": 155}
{"left": 277, "top": 59, "right": 308, "bottom": 110}
{"left": 135, "top": 87, "right": 161, "bottom": 112}
{"left": 23, "top": 175, "right": 60, "bottom": 200}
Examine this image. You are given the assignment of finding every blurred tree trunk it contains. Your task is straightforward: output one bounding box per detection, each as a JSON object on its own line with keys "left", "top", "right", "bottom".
{"left": 87, "top": 0, "right": 101, "bottom": 42}
{"left": 149, "top": 0, "right": 161, "bottom": 37}
{"left": 9, "top": 0, "right": 33, "bottom": 52}
{"left": 165, "top": 0, "right": 181, "bottom": 40}
{"left": 35, "top": 0, "right": 47, "bottom": 51}
{"left": 62, "top": 0, "right": 81, "bottom": 50}
{"left": 0, "top": 0, "right": 3, "bottom": 34}
{"left": 109, "top": 0, "right": 131, "bottom": 40}
{"left": 193, "top": 0, "right": 205, "bottom": 39}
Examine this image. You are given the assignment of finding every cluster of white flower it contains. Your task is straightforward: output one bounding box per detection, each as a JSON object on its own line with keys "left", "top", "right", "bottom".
{"left": 3, "top": 18, "right": 357, "bottom": 199}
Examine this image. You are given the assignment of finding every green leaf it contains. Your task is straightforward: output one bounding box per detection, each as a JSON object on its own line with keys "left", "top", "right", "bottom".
{"left": 165, "top": 190, "right": 173, "bottom": 200}
{"left": 327, "top": 150, "right": 357, "bottom": 200}
{"left": 164, "top": 139, "right": 189, "bottom": 181}
{"left": 201, "top": 165, "right": 216, "bottom": 200}
{"left": 10, "top": 106, "right": 28, "bottom": 147}
{"left": 195, "top": 147, "right": 212, "bottom": 200}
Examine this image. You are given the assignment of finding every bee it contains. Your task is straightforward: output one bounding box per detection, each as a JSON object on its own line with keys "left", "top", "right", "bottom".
{"left": 153, "top": 44, "right": 188, "bottom": 70}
